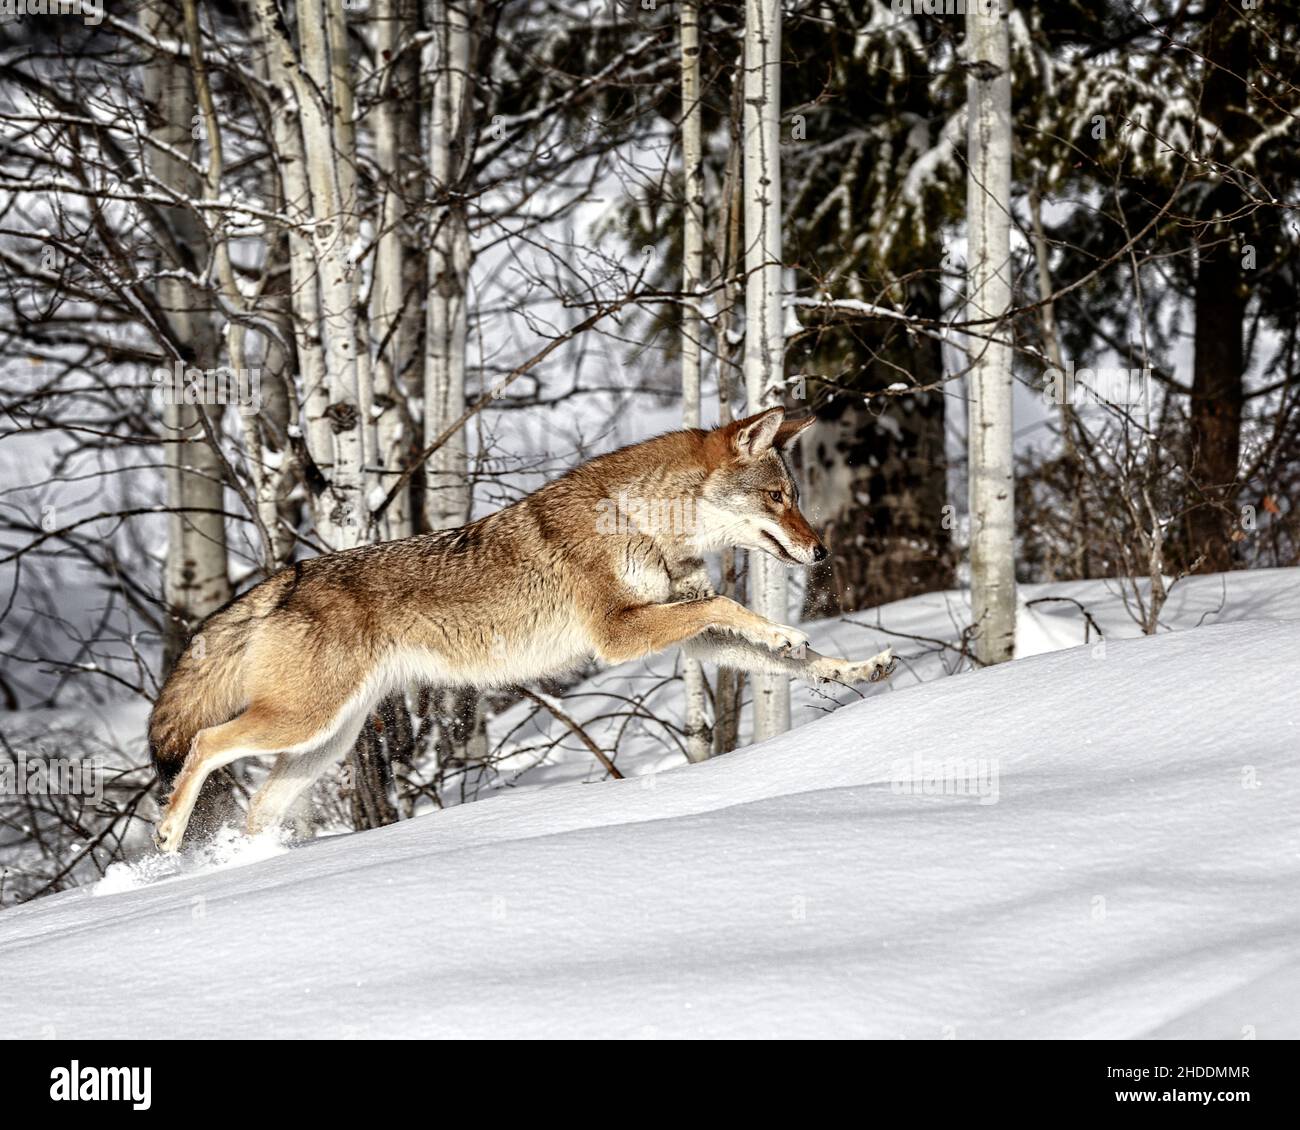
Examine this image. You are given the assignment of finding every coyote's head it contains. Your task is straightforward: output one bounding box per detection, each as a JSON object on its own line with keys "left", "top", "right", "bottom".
{"left": 695, "top": 407, "right": 826, "bottom": 566}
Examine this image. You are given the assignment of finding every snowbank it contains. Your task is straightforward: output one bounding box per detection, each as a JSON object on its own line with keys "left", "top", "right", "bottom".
{"left": 2, "top": 617, "right": 1297, "bottom": 1038}
{"left": 485, "top": 566, "right": 1300, "bottom": 791}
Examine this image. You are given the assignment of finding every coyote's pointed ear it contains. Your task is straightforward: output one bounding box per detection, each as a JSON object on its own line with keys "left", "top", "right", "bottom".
{"left": 730, "top": 407, "right": 785, "bottom": 459}
{"left": 775, "top": 414, "right": 816, "bottom": 450}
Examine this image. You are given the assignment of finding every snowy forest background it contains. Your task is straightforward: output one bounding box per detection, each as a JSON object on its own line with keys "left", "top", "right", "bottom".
{"left": 1, "top": 0, "right": 1298, "bottom": 907}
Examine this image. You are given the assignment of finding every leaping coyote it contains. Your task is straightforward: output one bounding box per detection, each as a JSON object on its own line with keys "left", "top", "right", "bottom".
{"left": 150, "top": 407, "right": 895, "bottom": 851}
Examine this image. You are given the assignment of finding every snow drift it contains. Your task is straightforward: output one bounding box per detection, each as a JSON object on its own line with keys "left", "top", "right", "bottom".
{"left": 1, "top": 617, "right": 1297, "bottom": 1038}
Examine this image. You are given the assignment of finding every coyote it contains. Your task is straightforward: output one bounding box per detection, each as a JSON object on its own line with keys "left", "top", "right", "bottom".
{"left": 150, "top": 407, "right": 895, "bottom": 851}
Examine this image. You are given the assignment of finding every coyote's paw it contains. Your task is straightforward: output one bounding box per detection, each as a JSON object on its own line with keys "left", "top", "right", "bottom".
{"left": 745, "top": 621, "right": 810, "bottom": 656}
{"left": 814, "top": 647, "right": 896, "bottom": 686}
{"left": 847, "top": 647, "right": 896, "bottom": 684}
{"left": 154, "top": 810, "right": 184, "bottom": 855}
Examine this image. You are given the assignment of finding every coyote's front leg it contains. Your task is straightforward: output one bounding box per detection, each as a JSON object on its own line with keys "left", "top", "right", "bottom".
{"left": 594, "top": 595, "right": 809, "bottom": 664}
{"left": 682, "top": 631, "right": 897, "bottom": 686}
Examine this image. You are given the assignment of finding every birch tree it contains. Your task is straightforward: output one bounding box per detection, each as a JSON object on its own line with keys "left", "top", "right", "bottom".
{"left": 296, "top": 0, "right": 369, "bottom": 549}
{"left": 371, "top": 0, "right": 423, "bottom": 540}
{"left": 965, "top": 0, "right": 1015, "bottom": 666}
{"left": 141, "top": 0, "right": 232, "bottom": 667}
{"left": 680, "top": 0, "right": 711, "bottom": 763}
{"left": 425, "top": 0, "right": 485, "bottom": 763}
{"left": 743, "top": 0, "right": 790, "bottom": 737}
{"left": 251, "top": 0, "right": 333, "bottom": 546}
{"left": 425, "top": 0, "right": 474, "bottom": 536}
{"left": 711, "top": 62, "right": 747, "bottom": 757}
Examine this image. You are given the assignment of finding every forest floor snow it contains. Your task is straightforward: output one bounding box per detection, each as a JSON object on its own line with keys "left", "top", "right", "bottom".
{"left": 1, "top": 595, "right": 1297, "bottom": 1038}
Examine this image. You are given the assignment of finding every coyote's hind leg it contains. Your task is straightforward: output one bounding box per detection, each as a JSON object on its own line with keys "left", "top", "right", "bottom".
{"left": 155, "top": 704, "right": 318, "bottom": 854}
{"left": 245, "top": 726, "right": 360, "bottom": 838}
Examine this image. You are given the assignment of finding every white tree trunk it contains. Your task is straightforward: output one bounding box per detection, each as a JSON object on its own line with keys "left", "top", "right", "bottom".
{"left": 743, "top": 0, "right": 790, "bottom": 738}
{"left": 181, "top": 0, "right": 286, "bottom": 573}
{"left": 325, "top": 0, "right": 378, "bottom": 505}
{"left": 425, "top": 0, "right": 485, "bottom": 762}
{"left": 680, "top": 0, "right": 711, "bottom": 763}
{"left": 965, "top": 0, "right": 1016, "bottom": 665}
{"left": 299, "top": 0, "right": 368, "bottom": 549}
{"left": 371, "top": 0, "right": 421, "bottom": 540}
{"left": 242, "top": 50, "right": 304, "bottom": 570}
{"left": 253, "top": 0, "right": 343, "bottom": 550}
{"left": 424, "top": 0, "right": 473, "bottom": 536}
{"left": 141, "top": 0, "right": 231, "bottom": 667}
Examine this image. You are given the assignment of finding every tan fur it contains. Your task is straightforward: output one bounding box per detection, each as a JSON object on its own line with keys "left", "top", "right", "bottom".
{"left": 150, "top": 408, "right": 895, "bottom": 851}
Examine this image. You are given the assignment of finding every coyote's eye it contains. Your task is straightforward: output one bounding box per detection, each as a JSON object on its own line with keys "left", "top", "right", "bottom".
{"left": 767, "top": 490, "right": 783, "bottom": 504}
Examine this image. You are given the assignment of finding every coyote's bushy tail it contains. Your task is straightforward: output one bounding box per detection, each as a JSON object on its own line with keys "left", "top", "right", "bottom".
{"left": 148, "top": 598, "right": 260, "bottom": 837}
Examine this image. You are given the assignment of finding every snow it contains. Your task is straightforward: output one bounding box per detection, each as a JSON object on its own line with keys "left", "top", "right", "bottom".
{"left": 787, "top": 295, "right": 917, "bottom": 322}
{"left": 1, "top": 600, "right": 1297, "bottom": 1038}
{"left": 482, "top": 567, "right": 1300, "bottom": 795}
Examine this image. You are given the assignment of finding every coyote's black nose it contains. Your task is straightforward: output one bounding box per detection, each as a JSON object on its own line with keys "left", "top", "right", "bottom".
{"left": 812, "top": 543, "right": 828, "bottom": 562}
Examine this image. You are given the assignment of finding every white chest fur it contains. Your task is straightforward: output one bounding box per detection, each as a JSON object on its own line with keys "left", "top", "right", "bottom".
{"left": 616, "top": 541, "right": 673, "bottom": 604}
